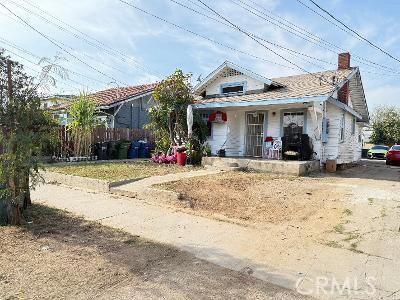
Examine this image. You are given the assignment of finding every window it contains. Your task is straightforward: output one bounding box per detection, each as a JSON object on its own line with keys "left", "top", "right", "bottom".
{"left": 200, "top": 112, "right": 212, "bottom": 138}
{"left": 283, "top": 112, "right": 304, "bottom": 136}
{"left": 351, "top": 117, "right": 356, "bottom": 135}
{"left": 339, "top": 114, "right": 345, "bottom": 142}
{"left": 220, "top": 82, "right": 246, "bottom": 95}
{"left": 222, "top": 85, "right": 243, "bottom": 94}
{"left": 371, "top": 145, "right": 389, "bottom": 151}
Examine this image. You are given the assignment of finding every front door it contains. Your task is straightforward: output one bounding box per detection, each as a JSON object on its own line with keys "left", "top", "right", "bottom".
{"left": 245, "top": 112, "right": 264, "bottom": 157}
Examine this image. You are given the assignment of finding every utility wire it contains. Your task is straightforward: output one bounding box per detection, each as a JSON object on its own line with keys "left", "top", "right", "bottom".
{"left": 0, "top": 37, "right": 111, "bottom": 85}
{"left": 0, "top": 2, "right": 128, "bottom": 86}
{"left": 169, "top": 0, "right": 333, "bottom": 69}
{"left": 233, "top": 0, "right": 400, "bottom": 74}
{"left": 116, "top": 0, "right": 296, "bottom": 70}
{"left": 196, "top": 0, "right": 335, "bottom": 86}
{"left": 301, "top": 0, "right": 400, "bottom": 64}
{"left": 12, "top": 0, "right": 163, "bottom": 78}
{"left": 1, "top": 47, "right": 93, "bottom": 90}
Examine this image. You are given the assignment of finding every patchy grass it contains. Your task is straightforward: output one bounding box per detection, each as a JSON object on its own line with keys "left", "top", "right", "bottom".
{"left": 343, "top": 208, "right": 353, "bottom": 216}
{"left": 325, "top": 241, "right": 343, "bottom": 249}
{"left": 48, "top": 161, "right": 197, "bottom": 181}
{"left": 343, "top": 232, "right": 361, "bottom": 242}
{"left": 333, "top": 224, "right": 345, "bottom": 234}
{"left": 0, "top": 204, "right": 295, "bottom": 299}
{"left": 348, "top": 242, "right": 364, "bottom": 254}
{"left": 380, "top": 207, "right": 387, "bottom": 218}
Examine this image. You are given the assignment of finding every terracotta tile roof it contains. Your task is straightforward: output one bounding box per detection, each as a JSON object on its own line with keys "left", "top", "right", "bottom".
{"left": 195, "top": 68, "right": 353, "bottom": 104}
{"left": 47, "top": 103, "right": 71, "bottom": 111}
{"left": 91, "top": 83, "right": 158, "bottom": 107}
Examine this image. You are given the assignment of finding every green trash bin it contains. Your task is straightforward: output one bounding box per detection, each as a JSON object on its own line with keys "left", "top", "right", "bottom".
{"left": 117, "top": 141, "right": 131, "bottom": 159}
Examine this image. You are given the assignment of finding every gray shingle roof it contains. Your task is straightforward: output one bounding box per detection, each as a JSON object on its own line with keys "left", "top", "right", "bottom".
{"left": 195, "top": 68, "right": 353, "bottom": 104}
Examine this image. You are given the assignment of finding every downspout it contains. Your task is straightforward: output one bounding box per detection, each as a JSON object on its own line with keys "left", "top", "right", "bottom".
{"left": 321, "top": 100, "right": 327, "bottom": 164}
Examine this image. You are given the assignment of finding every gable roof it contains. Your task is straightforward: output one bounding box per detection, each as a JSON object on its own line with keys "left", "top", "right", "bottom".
{"left": 194, "top": 61, "right": 282, "bottom": 95}
{"left": 91, "top": 83, "right": 158, "bottom": 108}
{"left": 195, "top": 68, "right": 353, "bottom": 104}
{"left": 194, "top": 66, "right": 369, "bottom": 122}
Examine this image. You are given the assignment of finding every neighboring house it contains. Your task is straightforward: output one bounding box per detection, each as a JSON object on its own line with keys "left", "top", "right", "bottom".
{"left": 41, "top": 95, "right": 74, "bottom": 125}
{"left": 192, "top": 53, "right": 369, "bottom": 165}
{"left": 44, "top": 83, "right": 158, "bottom": 129}
{"left": 91, "top": 83, "right": 158, "bottom": 129}
{"left": 40, "top": 94, "right": 74, "bottom": 109}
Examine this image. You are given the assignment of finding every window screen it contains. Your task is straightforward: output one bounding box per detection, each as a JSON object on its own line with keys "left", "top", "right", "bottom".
{"left": 200, "top": 113, "right": 212, "bottom": 137}
{"left": 283, "top": 112, "right": 304, "bottom": 136}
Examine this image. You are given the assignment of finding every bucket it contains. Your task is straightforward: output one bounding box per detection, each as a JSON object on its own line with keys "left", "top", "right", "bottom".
{"left": 176, "top": 152, "right": 187, "bottom": 166}
{"left": 326, "top": 159, "right": 337, "bottom": 173}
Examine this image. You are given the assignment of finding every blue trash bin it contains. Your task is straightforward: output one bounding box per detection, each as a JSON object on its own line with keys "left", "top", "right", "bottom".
{"left": 138, "top": 141, "right": 150, "bottom": 158}
{"left": 128, "top": 141, "right": 140, "bottom": 159}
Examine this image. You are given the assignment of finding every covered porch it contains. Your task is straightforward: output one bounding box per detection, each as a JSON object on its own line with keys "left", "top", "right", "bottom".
{"left": 194, "top": 96, "right": 326, "bottom": 161}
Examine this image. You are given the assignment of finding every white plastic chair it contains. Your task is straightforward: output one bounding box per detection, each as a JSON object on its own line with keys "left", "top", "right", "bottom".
{"left": 268, "top": 139, "right": 282, "bottom": 160}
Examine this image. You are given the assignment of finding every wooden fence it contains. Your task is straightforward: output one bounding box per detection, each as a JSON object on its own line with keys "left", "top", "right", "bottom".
{"left": 57, "top": 126, "right": 155, "bottom": 157}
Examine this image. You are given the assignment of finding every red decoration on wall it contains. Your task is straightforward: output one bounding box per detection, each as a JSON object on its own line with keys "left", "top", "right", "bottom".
{"left": 208, "top": 111, "right": 227, "bottom": 123}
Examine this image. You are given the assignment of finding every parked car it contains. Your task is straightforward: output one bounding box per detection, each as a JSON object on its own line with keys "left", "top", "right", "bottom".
{"left": 367, "top": 145, "right": 389, "bottom": 159}
{"left": 386, "top": 145, "right": 400, "bottom": 165}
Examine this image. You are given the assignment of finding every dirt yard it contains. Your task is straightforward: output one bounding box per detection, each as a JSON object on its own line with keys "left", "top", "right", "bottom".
{"left": 160, "top": 172, "right": 348, "bottom": 226}
{"left": 0, "top": 204, "right": 307, "bottom": 300}
{"left": 48, "top": 161, "right": 197, "bottom": 181}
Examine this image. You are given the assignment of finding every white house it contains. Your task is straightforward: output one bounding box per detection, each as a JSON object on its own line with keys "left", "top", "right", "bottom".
{"left": 192, "top": 53, "right": 369, "bottom": 165}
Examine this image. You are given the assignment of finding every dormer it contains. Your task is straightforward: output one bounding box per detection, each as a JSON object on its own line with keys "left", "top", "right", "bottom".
{"left": 194, "top": 61, "right": 284, "bottom": 98}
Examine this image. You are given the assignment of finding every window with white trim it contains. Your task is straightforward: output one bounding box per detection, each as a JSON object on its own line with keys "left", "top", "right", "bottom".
{"left": 283, "top": 112, "right": 305, "bottom": 136}
{"left": 339, "top": 113, "right": 345, "bottom": 142}
{"left": 200, "top": 112, "right": 212, "bottom": 138}
{"left": 351, "top": 117, "right": 356, "bottom": 135}
{"left": 220, "top": 82, "right": 246, "bottom": 95}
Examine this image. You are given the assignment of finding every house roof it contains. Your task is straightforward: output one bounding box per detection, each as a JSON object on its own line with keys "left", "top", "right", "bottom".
{"left": 91, "top": 83, "right": 158, "bottom": 107}
{"left": 195, "top": 68, "right": 353, "bottom": 104}
{"left": 194, "top": 61, "right": 283, "bottom": 95}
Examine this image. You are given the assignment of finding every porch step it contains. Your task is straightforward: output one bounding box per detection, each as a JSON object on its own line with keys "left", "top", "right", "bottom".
{"left": 202, "top": 156, "right": 320, "bottom": 176}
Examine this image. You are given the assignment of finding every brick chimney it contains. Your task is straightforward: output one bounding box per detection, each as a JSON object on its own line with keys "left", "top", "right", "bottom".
{"left": 338, "top": 52, "right": 351, "bottom": 69}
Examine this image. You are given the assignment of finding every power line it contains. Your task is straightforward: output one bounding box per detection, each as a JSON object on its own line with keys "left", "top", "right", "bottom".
{"left": 11, "top": 0, "right": 163, "bottom": 78}
{"left": 232, "top": 0, "right": 400, "bottom": 74}
{"left": 0, "top": 2, "right": 129, "bottom": 86}
{"left": 116, "top": 0, "right": 297, "bottom": 70}
{"left": 0, "top": 37, "right": 111, "bottom": 85}
{"left": 1, "top": 47, "right": 92, "bottom": 91}
{"left": 195, "top": 0, "right": 335, "bottom": 86}
{"left": 300, "top": 0, "right": 400, "bottom": 64}
{"left": 168, "top": 0, "right": 333, "bottom": 69}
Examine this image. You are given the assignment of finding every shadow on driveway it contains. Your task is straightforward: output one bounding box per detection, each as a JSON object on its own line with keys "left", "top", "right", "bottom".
{"left": 317, "top": 159, "right": 400, "bottom": 182}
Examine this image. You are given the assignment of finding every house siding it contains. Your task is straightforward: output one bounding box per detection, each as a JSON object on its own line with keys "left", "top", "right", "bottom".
{"left": 206, "top": 74, "right": 264, "bottom": 96}
{"left": 205, "top": 107, "right": 322, "bottom": 158}
{"left": 113, "top": 94, "right": 153, "bottom": 129}
{"left": 322, "top": 103, "right": 362, "bottom": 164}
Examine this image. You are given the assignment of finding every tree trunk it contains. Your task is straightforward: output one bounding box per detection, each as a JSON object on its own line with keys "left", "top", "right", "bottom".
{"left": 168, "top": 112, "right": 175, "bottom": 145}
{"left": 23, "top": 171, "right": 31, "bottom": 209}
{"left": 6, "top": 202, "right": 21, "bottom": 225}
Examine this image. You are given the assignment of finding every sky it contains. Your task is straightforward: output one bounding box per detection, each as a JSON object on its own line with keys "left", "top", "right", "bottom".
{"left": 1, "top": 0, "right": 400, "bottom": 110}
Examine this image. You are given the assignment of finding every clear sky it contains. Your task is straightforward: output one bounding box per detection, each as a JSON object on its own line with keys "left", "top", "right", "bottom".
{"left": 1, "top": 0, "right": 399, "bottom": 109}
